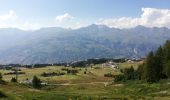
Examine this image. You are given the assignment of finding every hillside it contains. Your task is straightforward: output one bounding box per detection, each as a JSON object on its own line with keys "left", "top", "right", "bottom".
{"left": 0, "top": 25, "right": 170, "bottom": 64}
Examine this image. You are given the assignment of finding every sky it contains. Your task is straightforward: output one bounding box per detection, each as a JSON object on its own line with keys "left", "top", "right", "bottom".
{"left": 0, "top": 0, "right": 170, "bottom": 30}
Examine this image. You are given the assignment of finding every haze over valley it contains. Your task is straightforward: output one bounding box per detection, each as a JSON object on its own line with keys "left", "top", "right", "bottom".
{"left": 0, "top": 25, "right": 169, "bottom": 64}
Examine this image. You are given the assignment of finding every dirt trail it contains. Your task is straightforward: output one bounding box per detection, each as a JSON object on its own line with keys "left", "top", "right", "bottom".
{"left": 47, "top": 81, "right": 110, "bottom": 86}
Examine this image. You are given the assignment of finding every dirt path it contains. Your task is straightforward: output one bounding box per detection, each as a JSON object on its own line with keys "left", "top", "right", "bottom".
{"left": 47, "top": 81, "right": 111, "bottom": 86}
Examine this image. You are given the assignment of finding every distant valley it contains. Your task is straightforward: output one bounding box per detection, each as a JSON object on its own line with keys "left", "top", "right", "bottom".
{"left": 0, "top": 24, "right": 170, "bottom": 64}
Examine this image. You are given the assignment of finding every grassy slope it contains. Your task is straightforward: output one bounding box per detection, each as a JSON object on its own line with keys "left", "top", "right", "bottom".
{"left": 1, "top": 62, "right": 170, "bottom": 100}
{"left": 116, "top": 61, "right": 142, "bottom": 70}
{"left": 0, "top": 66, "right": 116, "bottom": 84}
{"left": 1, "top": 80, "right": 170, "bottom": 100}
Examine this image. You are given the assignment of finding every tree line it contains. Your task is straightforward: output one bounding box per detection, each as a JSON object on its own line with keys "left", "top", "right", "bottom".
{"left": 137, "top": 40, "right": 170, "bottom": 83}
{"left": 114, "top": 40, "right": 170, "bottom": 83}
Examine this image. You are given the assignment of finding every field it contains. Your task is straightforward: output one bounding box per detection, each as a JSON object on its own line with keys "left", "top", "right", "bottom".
{"left": 0, "top": 65, "right": 117, "bottom": 84}
{"left": 1, "top": 62, "right": 170, "bottom": 100}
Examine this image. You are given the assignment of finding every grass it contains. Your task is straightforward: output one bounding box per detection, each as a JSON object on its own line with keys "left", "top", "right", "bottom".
{"left": 116, "top": 61, "right": 141, "bottom": 70}
{"left": 0, "top": 65, "right": 115, "bottom": 84}
{"left": 1, "top": 62, "right": 170, "bottom": 100}
{"left": 2, "top": 80, "right": 170, "bottom": 100}
{"left": 1, "top": 62, "right": 138, "bottom": 83}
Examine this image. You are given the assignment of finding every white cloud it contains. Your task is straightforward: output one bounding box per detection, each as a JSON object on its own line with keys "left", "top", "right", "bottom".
{"left": 0, "top": 8, "right": 170, "bottom": 30}
{"left": 0, "top": 21, "right": 40, "bottom": 30}
{"left": 97, "top": 8, "right": 170, "bottom": 28}
{"left": 0, "top": 10, "right": 41, "bottom": 30}
{"left": 56, "top": 13, "right": 74, "bottom": 22}
{"left": 71, "top": 22, "right": 85, "bottom": 29}
{"left": 0, "top": 10, "right": 17, "bottom": 21}
{"left": 13, "top": 21, "right": 40, "bottom": 30}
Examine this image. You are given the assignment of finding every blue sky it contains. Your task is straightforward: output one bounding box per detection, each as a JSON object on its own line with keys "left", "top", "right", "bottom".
{"left": 0, "top": 0, "right": 170, "bottom": 30}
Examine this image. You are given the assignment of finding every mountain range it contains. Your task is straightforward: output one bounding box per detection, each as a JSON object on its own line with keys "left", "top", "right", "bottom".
{"left": 0, "top": 24, "right": 170, "bottom": 64}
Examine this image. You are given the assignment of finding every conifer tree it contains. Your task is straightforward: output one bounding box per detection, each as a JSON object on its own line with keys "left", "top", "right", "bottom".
{"left": 32, "top": 76, "right": 42, "bottom": 89}
{"left": 144, "top": 51, "right": 157, "bottom": 83}
{"left": 154, "top": 46, "right": 164, "bottom": 80}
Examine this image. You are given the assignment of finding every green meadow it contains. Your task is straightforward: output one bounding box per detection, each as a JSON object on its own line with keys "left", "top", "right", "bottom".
{"left": 1, "top": 62, "right": 170, "bottom": 100}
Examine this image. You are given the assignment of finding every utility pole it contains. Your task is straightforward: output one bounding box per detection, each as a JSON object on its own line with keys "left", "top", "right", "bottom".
{"left": 15, "top": 66, "right": 18, "bottom": 82}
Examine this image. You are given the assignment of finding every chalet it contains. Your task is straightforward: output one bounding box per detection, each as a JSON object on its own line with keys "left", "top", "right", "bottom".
{"left": 103, "top": 61, "right": 119, "bottom": 69}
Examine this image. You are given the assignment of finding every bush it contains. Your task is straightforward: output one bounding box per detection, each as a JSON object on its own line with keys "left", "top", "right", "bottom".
{"left": 0, "top": 73, "right": 5, "bottom": 84}
{"left": 67, "top": 69, "right": 78, "bottom": 75}
{"left": 84, "top": 71, "right": 87, "bottom": 74}
{"left": 0, "top": 73, "right": 2, "bottom": 79}
{"left": 94, "top": 67, "right": 101, "bottom": 69}
{"left": 104, "top": 73, "right": 114, "bottom": 77}
{"left": 123, "top": 66, "right": 138, "bottom": 80}
{"left": 11, "top": 77, "right": 17, "bottom": 82}
{"left": 0, "top": 91, "right": 7, "bottom": 98}
{"left": 61, "top": 68, "right": 68, "bottom": 71}
{"left": 4, "top": 71, "right": 25, "bottom": 75}
{"left": 0, "top": 79, "right": 6, "bottom": 84}
{"left": 113, "top": 74, "right": 125, "bottom": 82}
{"left": 41, "top": 72, "right": 65, "bottom": 77}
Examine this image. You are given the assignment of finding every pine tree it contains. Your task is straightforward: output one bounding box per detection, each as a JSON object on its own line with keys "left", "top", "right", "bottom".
{"left": 163, "top": 40, "right": 170, "bottom": 78}
{"left": 144, "top": 51, "right": 157, "bottom": 83}
{"left": 137, "top": 64, "right": 144, "bottom": 80}
{"left": 138, "top": 40, "right": 170, "bottom": 82}
{"left": 154, "top": 46, "right": 164, "bottom": 80}
{"left": 123, "top": 66, "right": 137, "bottom": 80}
{"left": 32, "top": 76, "right": 41, "bottom": 89}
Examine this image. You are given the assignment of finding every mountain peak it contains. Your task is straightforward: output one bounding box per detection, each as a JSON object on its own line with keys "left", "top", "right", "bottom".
{"left": 79, "top": 24, "right": 110, "bottom": 31}
{"left": 88, "top": 24, "right": 109, "bottom": 28}
{"left": 135, "top": 25, "right": 147, "bottom": 29}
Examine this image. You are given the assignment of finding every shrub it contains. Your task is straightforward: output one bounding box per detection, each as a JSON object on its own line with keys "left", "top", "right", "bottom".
{"left": 11, "top": 77, "right": 17, "bottom": 82}
{"left": 104, "top": 73, "right": 114, "bottom": 77}
{"left": 94, "top": 67, "right": 101, "bottom": 69}
{"left": 67, "top": 69, "right": 78, "bottom": 75}
{"left": 4, "top": 71, "right": 25, "bottom": 75}
{"left": 0, "top": 73, "right": 2, "bottom": 79}
{"left": 84, "top": 71, "right": 87, "bottom": 74}
{"left": 41, "top": 72, "right": 65, "bottom": 77}
{"left": 0, "top": 79, "right": 6, "bottom": 84}
{"left": 0, "top": 91, "right": 7, "bottom": 98}
{"left": 61, "top": 68, "right": 68, "bottom": 71}
{"left": 123, "top": 66, "right": 137, "bottom": 80}
{"left": 0, "top": 73, "right": 5, "bottom": 84}
{"left": 113, "top": 74, "right": 125, "bottom": 82}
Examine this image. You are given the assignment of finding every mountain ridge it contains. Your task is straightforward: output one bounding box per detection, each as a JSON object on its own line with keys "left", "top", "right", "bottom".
{"left": 0, "top": 24, "right": 170, "bottom": 64}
